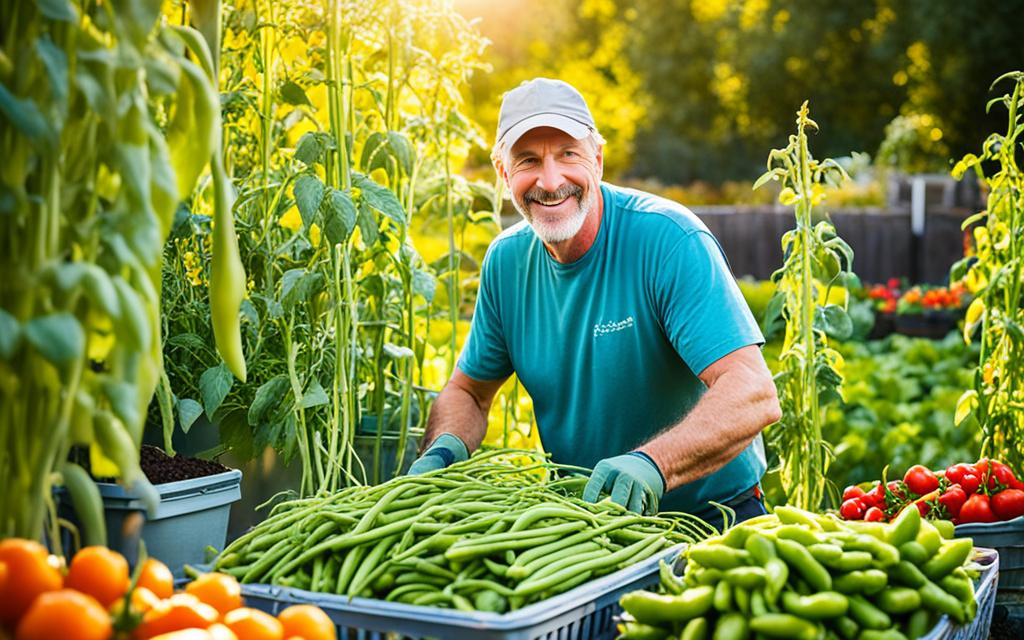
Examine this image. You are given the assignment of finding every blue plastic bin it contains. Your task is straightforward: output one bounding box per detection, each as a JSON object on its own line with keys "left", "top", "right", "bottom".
{"left": 97, "top": 470, "right": 242, "bottom": 576}
{"left": 240, "top": 544, "right": 686, "bottom": 640}
{"left": 919, "top": 546, "right": 998, "bottom": 640}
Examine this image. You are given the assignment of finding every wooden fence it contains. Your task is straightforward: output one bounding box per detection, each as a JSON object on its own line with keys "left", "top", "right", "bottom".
{"left": 693, "top": 206, "right": 971, "bottom": 284}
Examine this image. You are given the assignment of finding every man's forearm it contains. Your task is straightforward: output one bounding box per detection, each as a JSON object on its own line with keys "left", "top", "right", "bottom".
{"left": 420, "top": 382, "right": 490, "bottom": 454}
{"left": 638, "top": 366, "right": 780, "bottom": 491}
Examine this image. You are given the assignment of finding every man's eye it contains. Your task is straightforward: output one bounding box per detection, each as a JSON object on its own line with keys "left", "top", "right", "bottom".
{"left": 564, "top": 150, "right": 577, "bottom": 157}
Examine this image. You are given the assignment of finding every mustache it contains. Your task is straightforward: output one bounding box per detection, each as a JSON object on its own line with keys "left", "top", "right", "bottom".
{"left": 523, "top": 183, "right": 583, "bottom": 204}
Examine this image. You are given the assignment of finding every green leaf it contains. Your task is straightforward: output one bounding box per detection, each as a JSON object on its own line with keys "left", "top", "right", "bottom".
{"left": 280, "top": 269, "right": 324, "bottom": 311}
{"left": 177, "top": 398, "right": 204, "bottom": 434}
{"left": 357, "top": 199, "right": 380, "bottom": 247}
{"left": 388, "top": 131, "right": 415, "bottom": 175}
{"left": 200, "top": 362, "right": 234, "bottom": 418}
{"left": 81, "top": 265, "right": 121, "bottom": 319}
{"left": 954, "top": 389, "right": 977, "bottom": 426}
{"left": 280, "top": 80, "right": 312, "bottom": 106}
{"left": 360, "top": 132, "right": 390, "bottom": 173}
{"left": 219, "top": 408, "right": 253, "bottom": 461}
{"left": 322, "top": 188, "right": 357, "bottom": 245}
{"left": 354, "top": 172, "right": 405, "bottom": 226}
{"left": 0, "top": 84, "right": 54, "bottom": 147}
{"left": 412, "top": 267, "right": 436, "bottom": 303}
{"left": 167, "top": 332, "right": 208, "bottom": 353}
{"left": 24, "top": 313, "right": 84, "bottom": 375}
{"left": 815, "top": 305, "right": 853, "bottom": 341}
{"left": 293, "top": 174, "right": 325, "bottom": 230}
{"left": 35, "top": 37, "right": 69, "bottom": 114}
{"left": 37, "top": 0, "right": 78, "bottom": 22}
{"left": 248, "top": 374, "right": 292, "bottom": 426}
{"left": 0, "top": 309, "right": 20, "bottom": 359}
{"left": 295, "top": 132, "right": 325, "bottom": 166}
{"left": 300, "top": 380, "right": 329, "bottom": 409}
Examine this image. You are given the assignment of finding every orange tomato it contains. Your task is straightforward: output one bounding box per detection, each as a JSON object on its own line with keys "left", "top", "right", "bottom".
{"left": 148, "top": 626, "right": 238, "bottom": 640}
{"left": 208, "top": 624, "right": 240, "bottom": 640}
{"left": 134, "top": 593, "right": 219, "bottom": 639}
{"left": 138, "top": 558, "right": 175, "bottom": 599}
{"left": 0, "top": 538, "right": 63, "bottom": 625}
{"left": 15, "top": 589, "right": 110, "bottom": 640}
{"left": 185, "top": 572, "right": 243, "bottom": 616}
{"left": 278, "top": 605, "right": 335, "bottom": 640}
{"left": 222, "top": 608, "right": 283, "bottom": 640}
{"left": 65, "top": 546, "right": 130, "bottom": 607}
{"left": 111, "top": 586, "right": 161, "bottom": 616}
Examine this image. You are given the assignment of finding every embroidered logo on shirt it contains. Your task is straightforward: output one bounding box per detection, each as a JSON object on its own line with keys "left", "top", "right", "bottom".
{"left": 593, "top": 316, "right": 635, "bottom": 338}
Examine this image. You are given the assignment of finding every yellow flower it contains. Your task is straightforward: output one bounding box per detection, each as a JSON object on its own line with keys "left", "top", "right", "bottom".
{"left": 279, "top": 204, "right": 302, "bottom": 231}
{"left": 779, "top": 187, "right": 800, "bottom": 206}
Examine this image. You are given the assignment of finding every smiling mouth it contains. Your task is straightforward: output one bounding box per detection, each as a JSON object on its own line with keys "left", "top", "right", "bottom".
{"left": 532, "top": 197, "right": 570, "bottom": 208}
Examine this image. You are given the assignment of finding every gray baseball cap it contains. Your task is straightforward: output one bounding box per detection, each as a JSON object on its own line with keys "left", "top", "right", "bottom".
{"left": 496, "top": 78, "right": 595, "bottom": 150}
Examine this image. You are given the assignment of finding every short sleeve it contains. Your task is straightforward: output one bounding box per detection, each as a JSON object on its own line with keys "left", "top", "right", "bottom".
{"left": 656, "top": 230, "right": 764, "bottom": 375}
{"left": 457, "top": 247, "right": 514, "bottom": 381}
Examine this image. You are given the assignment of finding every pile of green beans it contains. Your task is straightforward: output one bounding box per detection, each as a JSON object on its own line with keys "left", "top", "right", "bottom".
{"left": 214, "top": 449, "right": 715, "bottom": 612}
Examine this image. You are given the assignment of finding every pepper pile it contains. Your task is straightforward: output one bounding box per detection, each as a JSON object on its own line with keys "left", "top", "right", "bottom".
{"left": 214, "top": 450, "right": 713, "bottom": 612}
{"left": 839, "top": 459, "right": 1024, "bottom": 525}
{"left": 618, "top": 505, "right": 980, "bottom": 640}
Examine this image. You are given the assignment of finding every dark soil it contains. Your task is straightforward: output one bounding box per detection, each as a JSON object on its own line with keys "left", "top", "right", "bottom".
{"left": 139, "top": 444, "right": 230, "bottom": 484}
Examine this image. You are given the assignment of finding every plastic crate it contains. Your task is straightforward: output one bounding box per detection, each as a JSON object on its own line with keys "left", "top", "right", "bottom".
{"left": 919, "top": 547, "right": 998, "bottom": 640}
{"left": 956, "top": 517, "right": 1024, "bottom": 625}
{"left": 240, "top": 543, "right": 686, "bottom": 640}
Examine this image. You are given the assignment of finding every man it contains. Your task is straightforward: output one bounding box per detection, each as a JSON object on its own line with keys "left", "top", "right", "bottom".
{"left": 408, "top": 78, "right": 781, "bottom": 528}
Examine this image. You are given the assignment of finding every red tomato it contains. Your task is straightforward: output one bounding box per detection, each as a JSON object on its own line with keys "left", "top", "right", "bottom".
{"left": 864, "top": 506, "right": 886, "bottom": 522}
{"left": 863, "top": 483, "right": 886, "bottom": 507}
{"left": 991, "top": 489, "right": 1024, "bottom": 521}
{"left": 959, "top": 493, "right": 997, "bottom": 523}
{"left": 938, "top": 484, "right": 967, "bottom": 518}
{"left": 988, "top": 462, "right": 1017, "bottom": 491}
{"left": 842, "top": 485, "right": 866, "bottom": 502}
{"left": 904, "top": 465, "right": 940, "bottom": 496}
{"left": 960, "top": 473, "right": 982, "bottom": 495}
{"left": 973, "top": 458, "right": 990, "bottom": 478}
{"left": 840, "top": 499, "right": 866, "bottom": 520}
{"left": 945, "top": 464, "right": 970, "bottom": 485}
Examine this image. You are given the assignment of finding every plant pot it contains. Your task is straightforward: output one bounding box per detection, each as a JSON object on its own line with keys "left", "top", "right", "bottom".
{"left": 868, "top": 312, "right": 896, "bottom": 340}
{"left": 62, "top": 470, "right": 242, "bottom": 576}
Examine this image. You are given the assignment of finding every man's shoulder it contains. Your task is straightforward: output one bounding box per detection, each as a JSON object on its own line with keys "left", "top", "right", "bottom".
{"left": 482, "top": 219, "right": 534, "bottom": 264}
{"left": 606, "top": 182, "right": 710, "bottom": 240}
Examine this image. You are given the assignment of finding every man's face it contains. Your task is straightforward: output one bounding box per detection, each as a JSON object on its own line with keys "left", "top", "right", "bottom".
{"left": 502, "top": 127, "right": 603, "bottom": 244}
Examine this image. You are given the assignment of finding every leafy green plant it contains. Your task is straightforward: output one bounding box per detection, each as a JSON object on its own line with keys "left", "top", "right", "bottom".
{"left": 755, "top": 103, "right": 855, "bottom": 510}
{"left": 158, "top": 0, "right": 494, "bottom": 494}
{"left": 0, "top": 0, "right": 238, "bottom": 542}
{"left": 951, "top": 71, "right": 1024, "bottom": 471}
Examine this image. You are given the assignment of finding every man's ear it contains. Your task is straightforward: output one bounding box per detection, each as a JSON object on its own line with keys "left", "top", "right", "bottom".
{"left": 595, "top": 145, "right": 605, "bottom": 179}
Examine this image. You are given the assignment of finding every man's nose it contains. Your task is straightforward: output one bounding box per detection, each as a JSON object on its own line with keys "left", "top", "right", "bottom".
{"left": 535, "top": 155, "right": 566, "bottom": 193}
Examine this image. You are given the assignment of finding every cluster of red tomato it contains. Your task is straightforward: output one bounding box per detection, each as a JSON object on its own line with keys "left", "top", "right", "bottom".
{"left": 838, "top": 459, "right": 1024, "bottom": 525}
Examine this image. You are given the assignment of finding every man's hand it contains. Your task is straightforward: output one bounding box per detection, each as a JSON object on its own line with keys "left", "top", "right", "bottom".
{"left": 582, "top": 452, "right": 666, "bottom": 515}
{"left": 407, "top": 433, "right": 469, "bottom": 475}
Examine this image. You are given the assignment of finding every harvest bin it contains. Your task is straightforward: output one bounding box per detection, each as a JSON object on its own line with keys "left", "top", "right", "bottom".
{"left": 95, "top": 470, "right": 242, "bottom": 576}
{"left": 240, "top": 544, "right": 686, "bottom": 640}
{"left": 957, "top": 517, "right": 1024, "bottom": 619}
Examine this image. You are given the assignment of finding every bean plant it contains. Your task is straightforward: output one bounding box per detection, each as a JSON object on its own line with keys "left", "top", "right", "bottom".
{"left": 952, "top": 71, "right": 1024, "bottom": 472}
{"left": 0, "top": 0, "right": 240, "bottom": 542}
{"left": 755, "top": 103, "right": 855, "bottom": 511}
{"left": 158, "top": 0, "right": 495, "bottom": 494}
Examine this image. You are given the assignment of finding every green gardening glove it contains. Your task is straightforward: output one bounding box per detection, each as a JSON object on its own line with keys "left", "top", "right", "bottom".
{"left": 582, "top": 452, "right": 666, "bottom": 515}
{"left": 407, "top": 433, "right": 469, "bottom": 475}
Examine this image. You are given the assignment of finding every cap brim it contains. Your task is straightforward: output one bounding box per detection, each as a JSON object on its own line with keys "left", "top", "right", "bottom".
{"left": 498, "top": 113, "right": 591, "bottom": 149}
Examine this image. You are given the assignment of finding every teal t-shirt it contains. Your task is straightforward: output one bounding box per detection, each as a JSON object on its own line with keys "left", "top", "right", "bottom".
{"left": 458, "top": 183, "right": 766, "bottom": 513}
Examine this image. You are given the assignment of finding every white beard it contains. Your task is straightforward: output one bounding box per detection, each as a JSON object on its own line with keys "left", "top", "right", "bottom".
{"left": 514, "top": 186, "right": 595, "bottom": 244}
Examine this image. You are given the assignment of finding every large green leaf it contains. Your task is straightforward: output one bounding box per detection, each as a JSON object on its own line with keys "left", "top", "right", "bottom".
{"left": 248, "top": 375, "right": 292, "bottom": 426}
{"left": 176, "top": 398, "right": 204, "bottom": 434}
{"left": 354, "top": 172, "right": 405, "bottom": 226}
{"left": 814, "top": 304, "right": 853, "bottom": 341}
{"left": 37, "top": 0, "right": 78, "bottom": 22}
{"left": 300, "top": 380, "right": 329, "bottom": 409}
{"left": 102, "top": 379, "right": 141, "bottom": 440}
{"left": 0, "top": 84, "right": 54, "bottom": 147}
{"left": 357, "top": 200, "right": 380, "bottom": 247}
{"left": 412, "top": 267, "right": 436, "bottom": 303}
{"left": 387, "top": 131, "right": 415, "bottom": 176}
{"left": 295, "top": 132, "right": 326, "bottom": 166}
{"left": 322, "top": 188, "right": 357, "bottom": 245}
{"left": 280, "top": 80, "right": 312, "bottom": 107}
{"left": 35, "top": 37, "right": 69, "bottom": 116}
{"left": 293, "top": 173, "right": 325, "bottom": 230}
{"left": 360, "top": 132, "right": 390, "bottom": 173}
{"left": 200, "top": 362, "right": 234, "bottom": 418}
{"left": 280, "top": 269, "right": 324, "bottom": 311}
